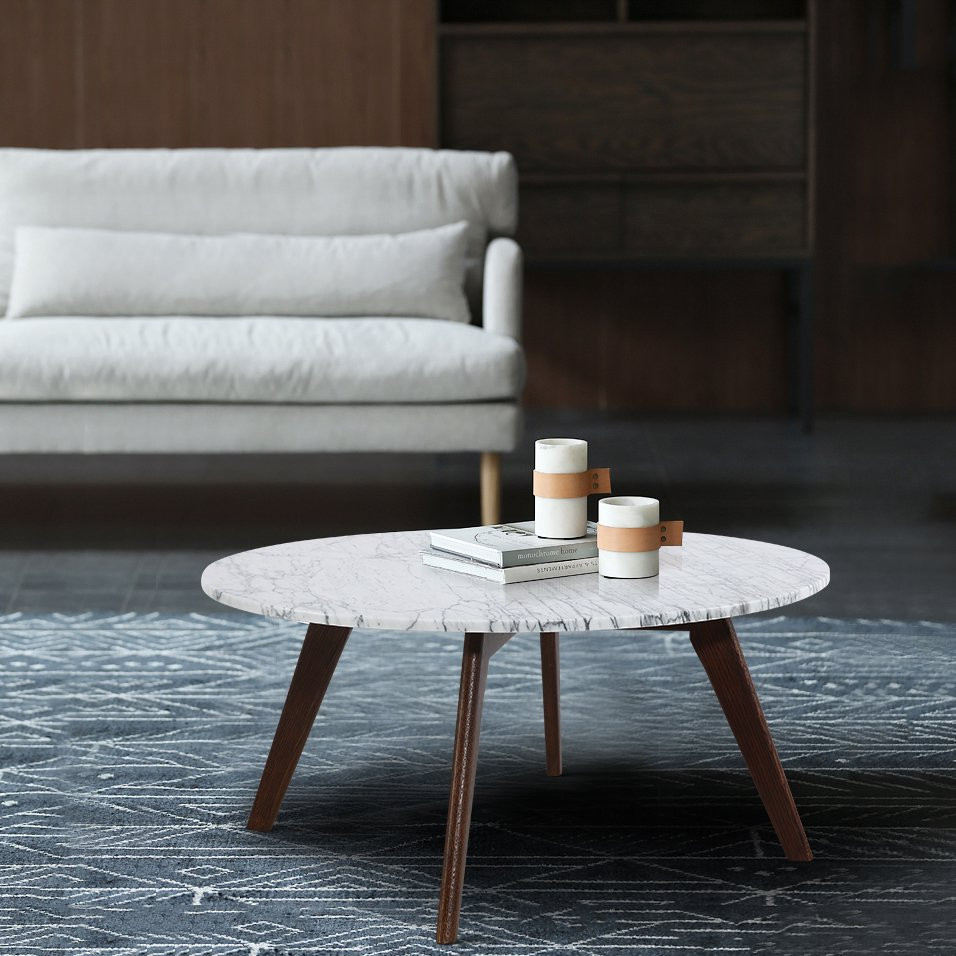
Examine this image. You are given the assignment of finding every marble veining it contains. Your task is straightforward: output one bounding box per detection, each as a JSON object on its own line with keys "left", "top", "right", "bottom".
{"left": 201, "top": 531, "right": 830, "bottom": 633}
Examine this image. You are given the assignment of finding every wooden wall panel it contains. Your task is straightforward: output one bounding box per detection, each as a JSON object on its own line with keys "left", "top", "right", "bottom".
{"left": 0, "top": 0, "right": 79, "bottom": 147}
{"left": 77, "top": 1, "right": 200, "bottom": 147}
{"left": 394, "top": 1, "right": 440, "bottom": 146}
{"left": 814, "top": 0, "right": 956, "bottom": 411}
{"left": 0, "top": 0, "right": 436, "bottom": 149}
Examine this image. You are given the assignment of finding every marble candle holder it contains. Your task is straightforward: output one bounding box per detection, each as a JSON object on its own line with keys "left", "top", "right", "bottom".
{"left": 597, "top": 496, "right": 661, "bottom": 579}
{"left": 534, "top": 438, "right": 588, "bottom": 538}
{"left": 533, "top": 438, "right": 611, "bottom": 539}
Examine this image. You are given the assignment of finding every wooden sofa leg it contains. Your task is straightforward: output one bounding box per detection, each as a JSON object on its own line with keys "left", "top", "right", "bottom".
{"left": 480, "top": 452, "right": 501, "bottom": 525}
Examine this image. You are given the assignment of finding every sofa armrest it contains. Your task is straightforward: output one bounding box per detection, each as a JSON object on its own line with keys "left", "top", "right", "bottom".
{"left": 482, "top": 237, "right": 523, "bottom": 343}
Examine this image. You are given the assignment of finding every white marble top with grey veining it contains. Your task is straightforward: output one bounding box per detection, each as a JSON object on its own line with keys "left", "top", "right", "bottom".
{"left": 200, "top": 531, "right": 829, "bottom": 633}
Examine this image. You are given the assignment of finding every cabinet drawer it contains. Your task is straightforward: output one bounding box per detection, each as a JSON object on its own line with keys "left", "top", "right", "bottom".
{"left": 624, "top": 182, "right": 807, "bottom": 255}
{"left": 518, "top": 183, "right": 623, "bottom": 258}
{"left": 518, "top": 180, "right": 807, "bottom": 259}
{"left": 442, "top": 31, "right": 807, "bottom": 170}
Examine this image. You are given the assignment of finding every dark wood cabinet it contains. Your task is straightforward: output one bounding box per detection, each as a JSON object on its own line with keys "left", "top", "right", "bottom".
{"left": 440, "top": 10, "right": 814, "bottom": 263}
{"left": 440, "top": 2, "right": 816, "bottom": 421}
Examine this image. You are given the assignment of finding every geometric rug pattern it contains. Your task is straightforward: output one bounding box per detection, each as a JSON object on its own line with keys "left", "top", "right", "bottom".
{"left": 1, "top": 612, "right": 954, "bottom": 955}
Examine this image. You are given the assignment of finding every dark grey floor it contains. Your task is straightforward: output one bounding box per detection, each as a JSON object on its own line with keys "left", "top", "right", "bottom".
{"left": 2, "top": 414, "right": 955, "bottom": 620}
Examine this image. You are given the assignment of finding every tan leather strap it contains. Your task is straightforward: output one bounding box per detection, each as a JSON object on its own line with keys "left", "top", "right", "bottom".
{"left": 596, "top": 520, "right": 684, "bottom": 553}
{"left": 532, "top": 468, "right": 611, "bottom": 499}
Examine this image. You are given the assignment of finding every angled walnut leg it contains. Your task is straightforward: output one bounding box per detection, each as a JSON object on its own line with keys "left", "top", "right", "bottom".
{"left": 247, "top": 623, "right": 351, "bottom": 832}
{"left": 436, "top": 632, "right": 512, "bottom": 945}
{"left": 540, "top": 632, "right": 562, "bottom": 776}
{"left": 689, "top": 618, "right": 812, "bottom": 862}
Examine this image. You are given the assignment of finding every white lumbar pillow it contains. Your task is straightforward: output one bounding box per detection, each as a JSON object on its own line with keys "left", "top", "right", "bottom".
{"left": 5, "top": 222, "right": 471, "bottom": 322}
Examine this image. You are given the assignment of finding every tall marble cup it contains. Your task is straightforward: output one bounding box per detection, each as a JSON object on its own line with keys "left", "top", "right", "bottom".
{"left": 534, "top": 437, "right": 588, "bottom": 539}
{"left": 201, "top": 531, "right": 830, "bottom": 945}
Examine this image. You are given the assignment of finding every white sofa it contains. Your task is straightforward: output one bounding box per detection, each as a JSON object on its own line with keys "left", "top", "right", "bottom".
{"left": 0, "top": 148, "right": 524, "bottom": 523}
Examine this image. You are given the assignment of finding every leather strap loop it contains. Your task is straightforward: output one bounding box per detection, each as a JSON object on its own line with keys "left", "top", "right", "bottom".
{"left": 596, "top": 520, "right": 684, "bottom": 553}
{"left": 532, "top": 468, "right": 611, "bottom": 499}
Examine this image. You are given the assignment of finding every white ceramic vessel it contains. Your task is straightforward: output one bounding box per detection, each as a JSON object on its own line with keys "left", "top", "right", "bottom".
{"left": 599, "top": 495, "right": 661, "bottom": 579}
{"left": 534, "top": 437, "right": 588, "bottom": 539}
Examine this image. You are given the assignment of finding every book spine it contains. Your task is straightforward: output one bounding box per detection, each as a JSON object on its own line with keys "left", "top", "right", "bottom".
{"left": 502, "top": 543, "right": 597, "bottom": 568}
{"left": 422, "top": 552, "right": 599, "bottom": 583}
{"left": 422, "top": 553, "right": 503, "bottom": 581}
{"left": 500, "top": 556, "right": 598, "bottom": 583}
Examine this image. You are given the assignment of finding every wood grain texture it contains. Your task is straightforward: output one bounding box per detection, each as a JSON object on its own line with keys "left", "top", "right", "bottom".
{"left": 625, "top": 182, "right": 807, "bottom": 256}
{"left": 436, "top": 631, "right": 512, "bottom": 944}
{"left": 442, "top": 31, "right": 806, "bottom": 170}
{"left": 813, "top": 0, "right": 956, "bottom": 411}
{"left": 689, "top": 618, "right": 812, "bottom": 862}
{"left": 396, "top": 0, "right": 440, "bottom": 146}
{"left": 0, "top": 0, "right": 79, "bottom": 147}
{"left": 520, "top": 177, "right": 809, "bottom": 260}
{"left": 247, "top": 623, "right": 351, "bottom": 833}
{"left": 540, "top": 632, "right": 562, "bottom": 776}
{"left": 518, "top": 182, "right": 624, "bottom": 259}
{"left": 522, "top": 267, "right": 789, "bottom": 410}
{"left": 440, "top": 7, "right": 814, "bottom": 411}
{"left": 0, "top": 0, "right": 436, "bottom": 149}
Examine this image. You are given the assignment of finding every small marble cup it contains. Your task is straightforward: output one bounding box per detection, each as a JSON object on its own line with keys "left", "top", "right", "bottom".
{"left": 598, "top": 495, "right": 660, "bottom": 579}
{"left": 534, "top": 438, "right": 588, "bottom": 539}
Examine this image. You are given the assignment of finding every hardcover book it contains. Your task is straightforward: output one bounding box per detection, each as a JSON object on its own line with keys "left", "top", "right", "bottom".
{"left": 428, "top": 520, "right": 597, "bottom": 569}
{"left": 421, "top": 547, "right": 598, "bottom": 584}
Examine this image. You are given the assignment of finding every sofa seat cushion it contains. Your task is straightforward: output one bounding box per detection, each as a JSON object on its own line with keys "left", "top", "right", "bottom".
{"left": 0, "top": 317, "right": 525, "bottom": 404}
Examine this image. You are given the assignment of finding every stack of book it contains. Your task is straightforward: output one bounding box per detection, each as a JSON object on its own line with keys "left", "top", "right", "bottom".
{"left": 421, "top": 520, "right": 598, "bottom": 583}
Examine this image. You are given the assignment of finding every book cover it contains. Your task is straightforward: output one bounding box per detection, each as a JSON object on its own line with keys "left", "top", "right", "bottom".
{"left": 421, "top": 548, "right": 598, "bottom": 584}
{"left": 429, "top": 520, "right": 597, "bottom": 569}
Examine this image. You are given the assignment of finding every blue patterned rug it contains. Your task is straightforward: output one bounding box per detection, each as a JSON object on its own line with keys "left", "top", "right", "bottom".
{"left": 2, "top": 613, "right": 955, "bottom": 955}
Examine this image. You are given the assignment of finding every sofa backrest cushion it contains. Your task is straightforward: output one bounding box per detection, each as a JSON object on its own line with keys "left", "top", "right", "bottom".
{"left": 0, "top": 147, "right": 518, "bottom": 315}
{"left": 7, "top": 223, "right": 471, "bottom": 322}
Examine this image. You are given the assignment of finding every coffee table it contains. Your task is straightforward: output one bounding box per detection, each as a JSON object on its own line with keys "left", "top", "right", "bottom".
{"left": 201, "top": 530, "right": 829, "bottom": 944}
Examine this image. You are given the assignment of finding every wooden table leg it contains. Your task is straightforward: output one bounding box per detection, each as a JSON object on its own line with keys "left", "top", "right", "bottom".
{"left": 247, "top": 623, "right": 351, "bottom": 833}
{"left": 436, "top": 632, "right": 512, "bottom": 945}
{"left": 540, "top": 632, "right": 562, "bottom": 777}
{"left": 689, "top": 618, "right": 813, "bottom": 862}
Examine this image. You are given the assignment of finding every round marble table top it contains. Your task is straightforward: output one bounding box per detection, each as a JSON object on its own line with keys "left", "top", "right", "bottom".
{"left": 201, "top": 531, "right": 829, "bottom": 633}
